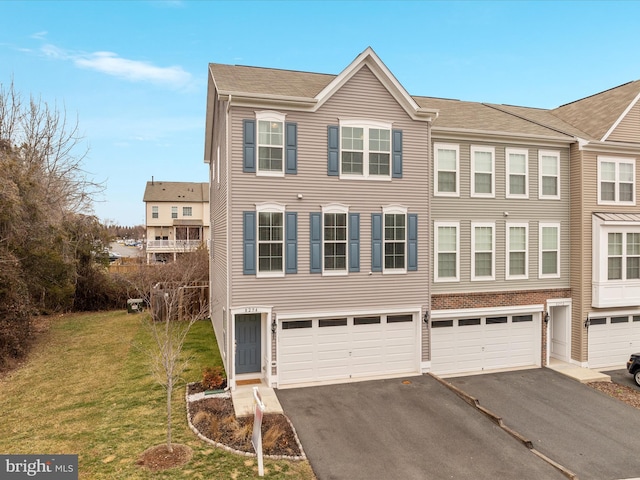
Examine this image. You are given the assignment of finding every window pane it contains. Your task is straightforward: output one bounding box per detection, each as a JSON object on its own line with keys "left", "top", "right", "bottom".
{"left": 542, "top": 251, "right": 558, "bottom": 275}
{"left": 342, "top": 152, "right": 363, "bottom": 174}
{"left": 438, "top": 149, "right": 456, "bottom": 170}
{"left": 541, "top": 156, "right": 558, "bottom": 175}
{"left": 608, "top": 257, "right": 622, "bottom": 280}
{"left": 542, "top": 176, "right": 558, "bottom": 196}
{"left": 601, "top": 162, "right": 615, "bottom": 181}
{"left": 509, "top": 153, "right": 526, "bottom": 173}
{"left": 438, "top": 226, "right": 456, "bottom": 250}
{"left": 620, "top": 182, "right": 633, "bottom": 202}
{"left": 601, "top": 182, "right": 616, "bottom": 201}
{"left": 438, "top": 171, "right": 456, "bottom": 193}
{"left": 510, "top": 175, "right": 526, "bottom": 195}
{"left": 438, "top": 252, "right": 456, "bottom": 277}
{"left": 510, "top": 252, "right": 526, "bottom": 275}
{"left": 369, "top": 128, "right": 390, "bottom": 152}
{"left": 258, "top": 146, "right": 283, "bottom": 171}
{"left": 474, "top": 151, "right": 492, "bottom": 171}
{"left": 258, "top": 120, "right": 283, "bottom": 146}
{"left": 620, "top": 162, "right": 634, "bottom": 181}
{"left": 475, "top": 252, "right": 492, "bottom": 276}
{"left": 342, "top": 127, "right": 363, "bottom": 151}
{"left": 475, "top": 172, "right": 492, "bottom": 194}
{"left": 608, "top": 233, "right": 622, "bottom": 255}
{"left": 385, "top": 214, "right": 405, "bottom": 241}
{"left": 369, "top": 153, "right": 390, "bottom": 175}
{"left": 509, "top": 227, "right": 526, "bottom": 250}
{"left": 542, "top": 227, "right": 558, "bottom": 250}
{"left": 627, "top": 257, "right": 640, "bottom": 280}
{"left": 628, "top": 233, "right": 640, "bottom": 256}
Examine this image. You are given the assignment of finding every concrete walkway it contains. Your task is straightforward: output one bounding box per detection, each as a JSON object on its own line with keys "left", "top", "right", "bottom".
{"left": 231, "top": 383, "right": 283, "bottom": 417}
{"left": 546, "top": 358, "right": 611, "bottom": 383}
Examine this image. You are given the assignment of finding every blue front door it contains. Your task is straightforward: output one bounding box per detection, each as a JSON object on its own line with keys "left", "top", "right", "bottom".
{"left": 235, "top": 314, "right": 261, "bottom": 374}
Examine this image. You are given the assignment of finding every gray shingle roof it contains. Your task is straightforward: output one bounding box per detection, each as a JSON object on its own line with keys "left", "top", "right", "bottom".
{"left": 143, "top": 181, "right": 209, "bottom": 202}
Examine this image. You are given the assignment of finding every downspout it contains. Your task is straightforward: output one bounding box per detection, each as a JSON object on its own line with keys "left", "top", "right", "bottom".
{"left": 426, "top": 119, "right": 433, "bottom": 370}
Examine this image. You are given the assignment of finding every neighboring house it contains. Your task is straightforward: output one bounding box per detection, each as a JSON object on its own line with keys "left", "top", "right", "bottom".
{"left": 204, "top": 48, "right": 437, "bottom": 389}
{"left": 143, "top": 180, "right": 210, "bottom": 263}
{"left": 204, "top": 47, "right": 640, "bottom": 389}
{"left": 423, "top": 97, "right": 573, "bottom": 375}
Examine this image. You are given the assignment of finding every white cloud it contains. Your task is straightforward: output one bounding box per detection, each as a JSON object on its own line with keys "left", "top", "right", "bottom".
{"left": 40, "top": 44, "right": 192, "bottom": 90}
{"left": 31, "top": 31, "right": 48, "bottom": 40}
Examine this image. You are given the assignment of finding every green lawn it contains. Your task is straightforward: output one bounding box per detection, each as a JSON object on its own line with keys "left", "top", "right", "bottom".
{"left": 0, "top": 311, "right": 315, "bottom": 479}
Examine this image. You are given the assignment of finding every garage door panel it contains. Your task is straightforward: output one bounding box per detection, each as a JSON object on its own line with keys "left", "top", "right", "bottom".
{"left": 432, "top": 314, "right": 538, "bottom": 375}
{"left": 589, "top": 318, "right": 640, "bottom": 368}
{"left": 278, "top": 313, "right": 418, "bottom": 385}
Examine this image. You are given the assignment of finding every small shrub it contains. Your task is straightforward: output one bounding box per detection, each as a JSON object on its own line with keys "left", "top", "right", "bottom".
{"left": 233, "top": 418, "right": 253, "bottom": 444}
{"left": 207, "top": 415, "right": 220, "bottom": 438}
{"left": 192, "top": 410, "right": 211, "bottom": 427}
{"left": 262, "top": 422, "right": 286, "bottom": 450}
{"left": 202, "top": 366, "right": 226, "bottom": 390}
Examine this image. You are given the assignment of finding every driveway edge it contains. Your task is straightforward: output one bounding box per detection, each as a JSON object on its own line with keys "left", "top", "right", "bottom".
{"left": 428, "top": 373, "right": 578, "bottom": 480}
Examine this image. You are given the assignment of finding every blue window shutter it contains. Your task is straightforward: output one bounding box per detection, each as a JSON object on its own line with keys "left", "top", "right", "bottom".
{"left": 327, "top": 125, "right": 339, "bottom": 176}
{"left": 392, "top": 129, "right": 403, "bottom": 178}
{"left": 285, "top": 122, "right": 297, "bottom": 174}
{"left": 371, "top": 213, "right": 382, "bottom": 272}
{"left": 408, "top": 214, "right": 418, "bottom": 271}
{"left": 243, "top": 211, "right": 256, "bottom": 274}
{"left": 349, "top": 213, "right": 360, "bottom": 272}
{"left": 243, "top": 120, "right": 256, "bottom": 173}
{"left": 310, "top": 212, "right": 322, "bottom": 273}
{"left": 286, "top": 212, "right": 297, "bottom": 273}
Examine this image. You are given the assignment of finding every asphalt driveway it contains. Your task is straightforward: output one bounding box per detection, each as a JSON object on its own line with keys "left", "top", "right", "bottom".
{"left": 276, "top": 375, "right": 567, "bottom": 480}
{"left": 449, "top": 368, "right": 640, "bottom": 480}
{"left": 604, "top": 368, "right": 640, "bottom": 391}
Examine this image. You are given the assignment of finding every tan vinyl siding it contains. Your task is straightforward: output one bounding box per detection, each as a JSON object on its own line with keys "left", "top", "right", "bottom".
{"left": 210, "top": 95, "right": 230, "bottom": 370}
{"left": 607, "top": 101, "right": 640, "bottom": 143}
{"left": 227, "top": 65, "right": 430, "bottom": 316}
{"left": 431, "top": 140, "right": 571, "bottom": 294}
{"left": 570, "top": 145, "right": 587, "bottom": 362}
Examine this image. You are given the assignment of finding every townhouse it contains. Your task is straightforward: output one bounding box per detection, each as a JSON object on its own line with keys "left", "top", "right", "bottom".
{"left": 143, "top": 180, "right": 210, "bottom": 263}
{"left": 203, "top": 47, "right": 640, "bottom": 389}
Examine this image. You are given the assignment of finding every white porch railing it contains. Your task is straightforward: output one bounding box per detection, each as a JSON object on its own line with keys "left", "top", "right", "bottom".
{"left": 146, "top": 240, "right": 204, "bottom": 252}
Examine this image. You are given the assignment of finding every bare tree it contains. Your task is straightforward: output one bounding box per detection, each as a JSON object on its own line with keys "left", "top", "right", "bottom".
{"left": 130, "top": 249, "right": 210, "bottom": 452}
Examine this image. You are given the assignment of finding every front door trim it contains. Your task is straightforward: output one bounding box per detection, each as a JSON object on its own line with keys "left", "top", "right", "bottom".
{"left": 546, "top": 298, "right": 572, "bottom": 365}
{"left": 230, "top": 306, "right": 274, "bottom": 390}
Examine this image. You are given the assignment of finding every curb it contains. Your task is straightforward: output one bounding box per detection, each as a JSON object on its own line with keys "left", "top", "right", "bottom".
{"left": 428, "top": 373, "right": 578, "bottom": 480}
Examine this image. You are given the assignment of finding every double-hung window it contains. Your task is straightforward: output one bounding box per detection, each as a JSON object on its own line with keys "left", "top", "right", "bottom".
{"left": 608, "top": 232, "right": 640, "bottom": 280}
{"left": 323, "top": 206, "right": 348, "bottom": 273}
{"left": 257, "top": 207, "right": 284, "bottom": 275}
{"left": 434, "top": 144, "right": 459, "bottom": 196}
{"left": 598, "top": 156, "right": 635, "bottom": 205}
{"left": 256, "top": 112, "right": 285, "bottom": 175}
{"left": 506, "top": 223, "right": 528, "bottom": 279}
{"left": 435, "top": 222, "right": 459, "bottom": 282}
{"left": 539, "top": 151, "right": 560, "bottom": 199}
{"left": 472, "top": 223, "right": 495, "bottom": 280}
{"left": 171, "top": 206, "right": 178, "bottom": 219}
{"left": 151, "top": 206, "right": 158, "bottom": 219}
{"left": 471, "top": 146, "right": 495, "bottom": 197}
{"left": 539, "top": 223, "right": 560, "bottom": 278}
{"left": 506, "top": 148, "right": 528, "bottom": 198}
{"left": 340, "top": 120, "right": 391, "bottom": 179}
{"left": 384, "top": 207, "right": 406, "bottom": 272}
{"left": 183, "top": 207, "right": 192, "bottom": 217}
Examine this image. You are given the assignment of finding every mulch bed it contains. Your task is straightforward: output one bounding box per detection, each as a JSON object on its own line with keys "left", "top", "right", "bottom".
{"left": 188, "top": 391, "right": 302, "bottom": 458}
{"left": 588, "top": 381, "right": 640, "bottom": 409}
{"left": 137, "top": 443, "right": 193, "bottom": 471}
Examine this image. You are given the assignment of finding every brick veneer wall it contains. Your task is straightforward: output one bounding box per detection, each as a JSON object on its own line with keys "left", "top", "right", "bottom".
{"left": 431, "top": 289, "right": 571, "bottom": 311}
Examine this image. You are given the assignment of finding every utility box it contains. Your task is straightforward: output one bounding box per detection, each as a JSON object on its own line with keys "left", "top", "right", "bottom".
{"left": 127, "top": 298, "right": 144, "bottom": 314}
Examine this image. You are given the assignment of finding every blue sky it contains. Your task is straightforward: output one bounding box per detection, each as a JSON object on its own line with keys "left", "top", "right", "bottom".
{"left": 2, "top": 0, "right": 640, "bottom": 226}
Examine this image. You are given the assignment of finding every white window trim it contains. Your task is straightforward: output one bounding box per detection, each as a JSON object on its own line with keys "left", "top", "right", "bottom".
{"left": 506, "top": 148, "right": 529, "bottom": 199}
{"left": 471, "top": 222, "right": 495, "bottom": 281}
{"left": 470, "top": 146, "right": 495, "bottom": 198}
{"left": 434, "top": 221, "right": 460, "bottom": 282}
{"left": 322, "top": 203, "right": 350, "bottom": 276}
{"left": 597, "top": 155, "right": 636, "bottom": 206}
{"left": 382, "top": 205, "right": 408, "bottom": 274}
{"left": 183, "top": 206, "right": 192, "bottom": 217}
{"left": 538, "top": 150, "right": 561, "bottom": 200}
{"left": 151, "top": 205, "right": 159, "bottom": 219}
{"left": 255, "top": 111, "right": 286, "bottom": 178}
{"left": 255, "top": 202, "right": 286, "bottom": 278}
{"left": 171, "top": 206, "right": 178, "bottom": 219}
{"left": 506, "top": 222, "right": 529, "bottom": 280}
{"left": 338, "top": 119, "right": 392, "bottom": 181}
{"left": 434, "top": 143, "right": 460, "bottom": 197}
{"left": 539, "top": 222, "right": 560, "bottom": 279}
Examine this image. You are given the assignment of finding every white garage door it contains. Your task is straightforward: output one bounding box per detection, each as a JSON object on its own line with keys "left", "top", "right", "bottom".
{"left": 588, "top": 314, "right": 640, "bottom": 368}
{"left": 431, "top": 313, "right": 539, "bottom": 376}
{"left": 278, "top": 313, "right": 419, "bottom": 386}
